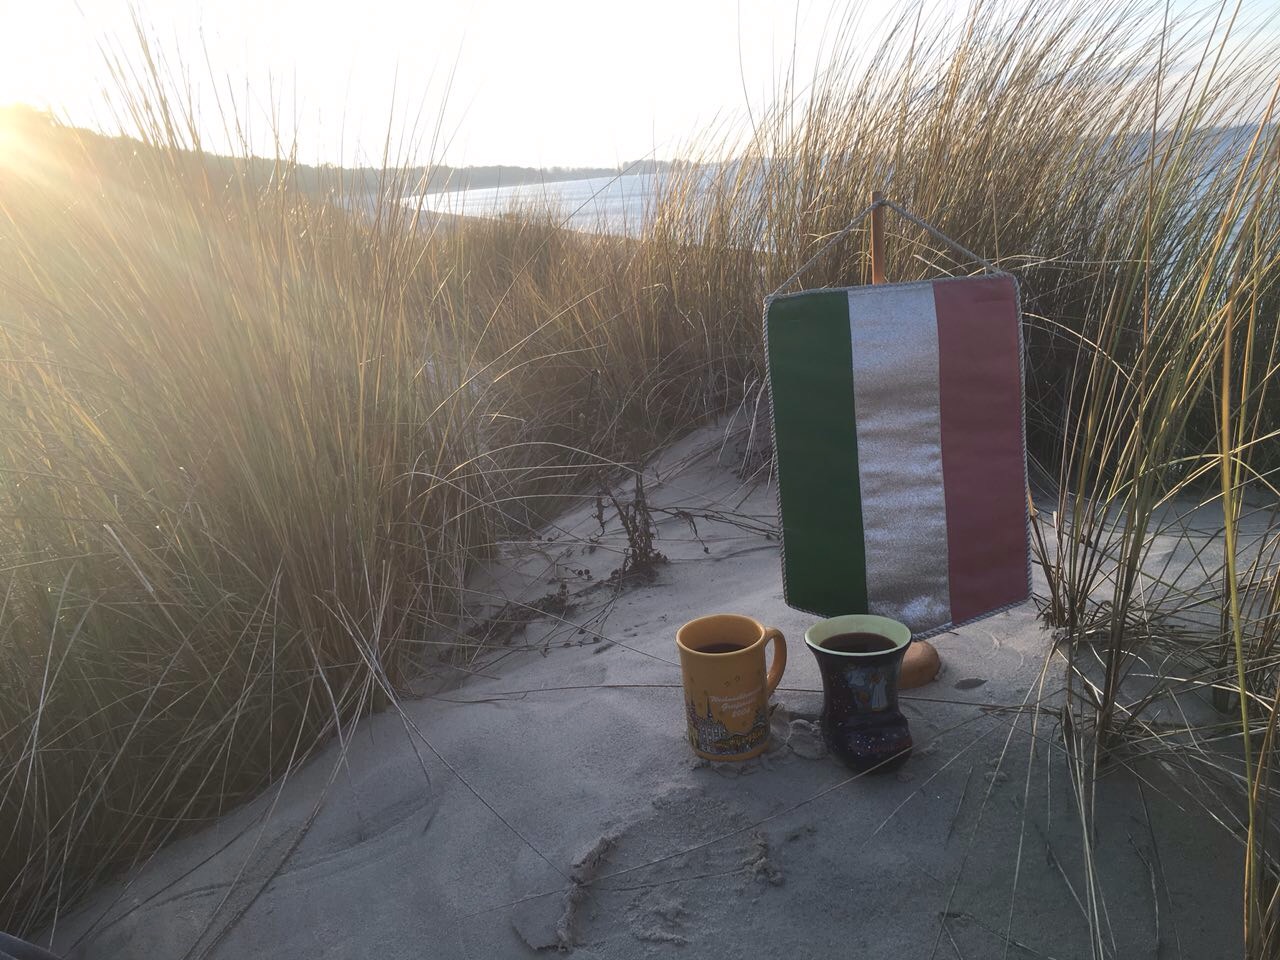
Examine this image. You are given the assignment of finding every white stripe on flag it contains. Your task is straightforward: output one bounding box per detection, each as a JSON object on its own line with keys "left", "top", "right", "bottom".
{"left": 848, "top": 283, "right": 953, "bottom": 633}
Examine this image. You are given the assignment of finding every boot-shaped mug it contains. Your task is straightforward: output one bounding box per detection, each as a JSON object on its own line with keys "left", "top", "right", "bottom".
{"left": 805, "top": 614, "right": 912, "bottom": 773}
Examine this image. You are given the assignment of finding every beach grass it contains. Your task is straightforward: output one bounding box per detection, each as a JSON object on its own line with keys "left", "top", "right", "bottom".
{"left": 2, "top": 0, "right": 1279, "bottom": 950}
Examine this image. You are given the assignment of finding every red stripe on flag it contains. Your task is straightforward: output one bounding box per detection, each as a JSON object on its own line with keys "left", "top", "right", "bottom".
{"left": 934, "top": 277, "right": 1028, "bottom": 624}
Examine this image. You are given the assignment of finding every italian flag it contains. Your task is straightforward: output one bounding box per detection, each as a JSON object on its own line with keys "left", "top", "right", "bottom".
{"left": 764, "top": 275, "right": 1030, "bottom": 637}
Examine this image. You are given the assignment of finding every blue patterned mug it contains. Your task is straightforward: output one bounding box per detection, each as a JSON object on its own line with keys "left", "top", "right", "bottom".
{"left": 805, "top": 614, "right": 913, "bottom": 773}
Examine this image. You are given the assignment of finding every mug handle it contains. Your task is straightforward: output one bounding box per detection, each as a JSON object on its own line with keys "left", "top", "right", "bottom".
{"left": 763, "top": 627, "right": 786, "bottom": 695}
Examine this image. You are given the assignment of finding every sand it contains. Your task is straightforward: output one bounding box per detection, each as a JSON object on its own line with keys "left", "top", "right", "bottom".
{"left": 42, "top": 422, "right": 1243, "bottom": 959}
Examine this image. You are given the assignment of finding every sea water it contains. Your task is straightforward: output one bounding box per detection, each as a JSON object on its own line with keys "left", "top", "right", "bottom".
{"left": 405, "top": 126, "right": 1259, "bottom": 243}
{"left": 407, "top": 172, "right": 664, "bottom": 237}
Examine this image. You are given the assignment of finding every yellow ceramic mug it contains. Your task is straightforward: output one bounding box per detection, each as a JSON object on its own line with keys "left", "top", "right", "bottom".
{"left": 676, "top": 614, "right": 787, "bottom": 761}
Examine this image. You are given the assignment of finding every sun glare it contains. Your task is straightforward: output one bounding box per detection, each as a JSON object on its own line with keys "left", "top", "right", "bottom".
{"left": 0, "top": 112, "right": 23, "bottom": 168}
{"left": 0, "top": 105, "right": 42, "bottom": 174}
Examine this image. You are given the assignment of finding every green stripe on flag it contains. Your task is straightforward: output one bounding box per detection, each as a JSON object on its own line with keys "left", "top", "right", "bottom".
{"left": 766, "top": 291, "right": 867, "bottom": 616}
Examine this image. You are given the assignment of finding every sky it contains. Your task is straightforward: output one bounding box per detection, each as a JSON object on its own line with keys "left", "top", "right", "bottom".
{"left": 1, "top": 0, "right": 1275, "bottom": 169}
{"left": 0, "top": 0, "right": 896, "bottom": 168}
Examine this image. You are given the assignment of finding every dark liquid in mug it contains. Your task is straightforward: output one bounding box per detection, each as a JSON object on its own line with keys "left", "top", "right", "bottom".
{"left": 820, "top": 632, "right": 896, "bottom": 654}
{"left": 699, "top": 642, "right": 749, "bottom": 654}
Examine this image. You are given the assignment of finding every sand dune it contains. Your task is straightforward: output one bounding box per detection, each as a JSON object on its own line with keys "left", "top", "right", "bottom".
{"left": 46, "top": 424, "right": 1240, "bottom": 958}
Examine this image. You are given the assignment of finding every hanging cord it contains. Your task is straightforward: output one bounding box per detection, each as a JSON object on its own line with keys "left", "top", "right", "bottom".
{"left": 768, "top": 196, "right": 1004, "bottom": 299}
{"left": 768, "top": 200, "right": 878, "bottom": 298}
